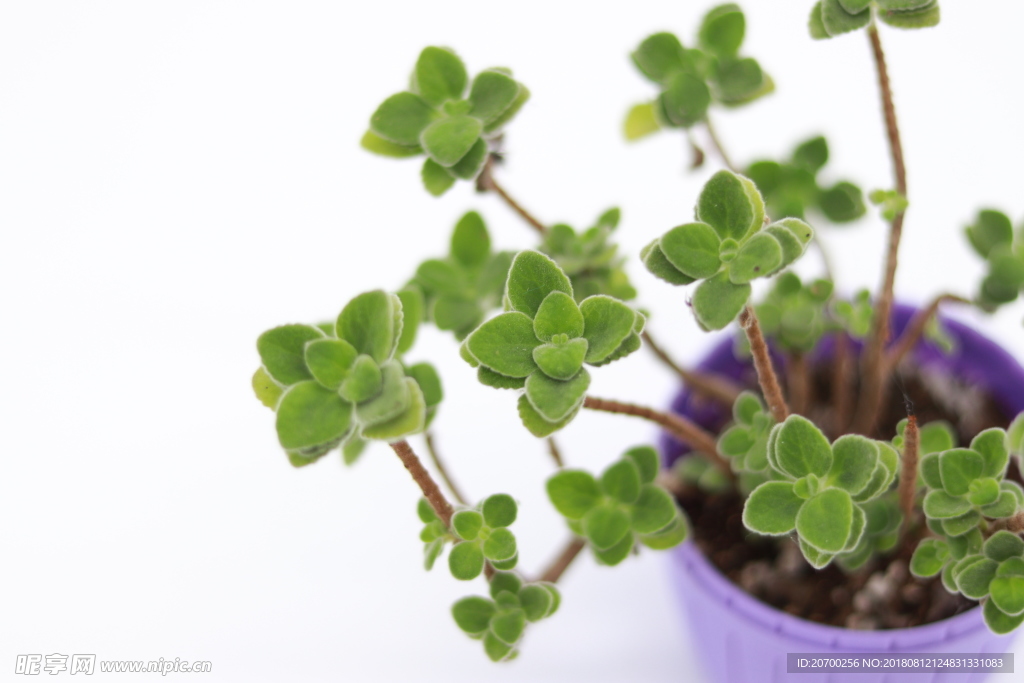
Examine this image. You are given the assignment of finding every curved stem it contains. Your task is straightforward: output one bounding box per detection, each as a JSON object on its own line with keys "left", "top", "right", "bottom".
{"left": 898, "top": 415, "right": 920, "bottom": 525}
{"left": 739, "top": 306, "right": 789, "bottom": 424}
{"left": 703, "top": 115, "right": 737, "bottom": 173}
{"left": 391, "top": 440, "right": 454, "bottom": 527}
{"left": 582, "top": 395, "right": 733, "bottom": 479}
{"left": 853, "top": 23, "right": 909, "bottom": 435}
{"left": 424, "top": 431, "right": 468, "bottom": 506}
{"left": 539, "top": 537, "right": 587, "bottom": 583}
{"left": 477, "top": 156, "right": 547, "bottom": 235}
{"left": 884, "top": 294, "right": 970, "bottom": 372}
{"left": 641, "top": 330, "right": 743, "bottom": 405}
{"left": 546, "top": 437, "right": 565, "bottom": 468}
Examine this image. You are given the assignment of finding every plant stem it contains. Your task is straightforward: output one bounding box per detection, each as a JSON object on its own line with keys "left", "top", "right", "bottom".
{"left": 546, "top": 437, "right": 565, "bottom": 468}
{"left": 423, "top": 431, "right": 468, "bottom": 506}
{"left": 853, "top": 23, "right": 909, "bottom": 436}
{"left": 641, "top": 330, "right": 743, "bottom": 405}
{"left": 477, "top": 156, "right": 547, "bottom": 236}
{"left": 539, "top": 537, "right": 587, "bottom": 583}
{"left": 884, "top": 294, "right": 970, "bottom": 372}
{"left": 391, "top": 440, "right": 454, "bottom": 527}
{"left": 739, "top": 306, "right": 789, "bottom": 424}
{"left": 582, "top": 395, "right": 733, "bottom": 479}
{"left": 786, "top": 352, "right": 811, "bottom": 416}
{"left": 703, "top": 115, "right": 737, "bottom": 173}
{"left": 991, "top": 512, "right": 1024, "bottom": 535}
{"left": 898, "top": 414, "right": 920, "bottom": 525}
{"left": 831, "top": 332, "right": 853, "bottom": 437}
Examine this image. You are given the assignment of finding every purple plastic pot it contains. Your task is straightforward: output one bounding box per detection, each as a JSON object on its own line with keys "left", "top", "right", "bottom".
{"left": 662, "top": 305, "right": 1023, "bottom": 683}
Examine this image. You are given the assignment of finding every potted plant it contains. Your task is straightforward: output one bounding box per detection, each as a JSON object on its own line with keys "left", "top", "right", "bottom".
{"left": 249, "top": 2, "right": 1024, "bottom": 679}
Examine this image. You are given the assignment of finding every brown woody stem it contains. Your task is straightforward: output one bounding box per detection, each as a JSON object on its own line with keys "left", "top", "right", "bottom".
{"left": 546, "top": 437, "right": 565, "bottom": 468}
{"left": 991, "top": 512, "right": 1024, "bottom": 535}
{"left": 539, "top": 537, "right": 587, "bottom": 583}
{"left": 786, "top": 352, "right": 811, "bottom": 416}
{"left": 884, "top": 294, "right": 970, "bottom": 373}
{"left": 739, "top": 306, "right": 789, "bottom": 424}
{"left": 853, "top": 24, "right": 909, "bottom": 436}
{"left": 477, "top": 156, "right": 547, "bottom": 235}
{"left": 641, "top": 330, "right": 743, "bottom": 405}
{"left": 391, "top": 440, "right": 455, "bottom": 527}
{"left": 898, "top": 415, "right": 920, "bottom": 525}
{"left": 582, "top": 395, "right": 733, "bottom": 480}
{"left": 703, "top": 115, "right": 737, "bottom": 173}
{"left": 831, "top": 332, "right": 853, "bottom": 437}
{"left": 424, "top": 431, "right": 468, "bottom": 506}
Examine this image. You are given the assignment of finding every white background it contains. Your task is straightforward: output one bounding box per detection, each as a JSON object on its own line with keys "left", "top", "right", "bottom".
{"left": 2, "top": 2, "right": 1024, "bottom": 681}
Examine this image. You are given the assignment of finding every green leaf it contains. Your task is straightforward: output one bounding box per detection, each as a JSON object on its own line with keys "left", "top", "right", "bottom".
{"left": 583, "top": 503, "right": 632, "bottom": 550}
{"left": 360, "top": 130, "right": 421, "bottom": 158}
{"left": 971, "top": 428, "right": 1010, "bottom": 479}
{"left": 638, "top": 513, "right": 689, "bottom": 549}
{"left": 919, "top": 452, "right": 943, "bottom": 489}
{"left": 728, "top": 232, "right": 782, "bottom": 284}
{"left": 355, "top": 360, "right": 410, "bottom": 424}
{"left": 819, "top": 181, "right": 866, "bottom": 223}
{"left": 533, "top": 339, "right": 588, "bottom": 381}
{"left": 809, "top": 2, "right": 830, "bottom": 39}
{"left": 533, "top": 291, "right": 584, "bottom": 341}
{"left": 957, "top": 558, "right": 998, "bottom": 599}
{"left": 483, "top": 631, "right": 515, "bottom": 662}
{"left": 424, "top": 538, "right": 444, "bottom": 570}
{"left": 466, "top": 312, "right": 540, "bottom": 378}
{"left": 1000, "top": 558, "right": 1024, "bottom": 577}
{"left": 483, "top": 494, "right": 518, "bottom": 528}
{"left": 799, "top": 537, "right": 835, "bottom": 569}
{"left": 969, "top": 478, "right": 1001, "bottom": 507}
{"left": 630, "top": 484, "right": 677, "bottom": 534}
{"left": 338, "top": 354, "right": 383, "bottom": 405}
{"left": 519, "top": 585, "right": 554, "bottom": 622}
{"left": 257, "top": 324, "right": 325, "bottom": 385}
{"left": 414, "top": 47, "right": 467, "bottom": 106}
{"left": 547, "top": 470, "right": 602, "bottom": 519}
{"left": 659, "top": 222, "right": 722, "bottom": 280}
{"left": 489, "top": 608, "right": 526, "bottom": 646}
{"left": 452, "top": 510, "right": 483, "bottom": 541}
{"left": 337, "top": 290, "right": 399, "bottom": 365}
{"left": 395, "top": 289, "right": 423, "bottom": 354}
{"left": 624, "top": 102, "right": 661, "bottom": 141}
{"left": 910, "top": 538, "right": 950, "bottom": 577}
{"left": 742, "top": 481, "right": 803, "bottom": 535}
{"left": 641, "top": 239, "right": 696, "bottom": 285}
{"left": 692, "top": 271, "right": 750, "bottom": 330}
{"left": 579, "top": 295, "right": 636, "bottom": 363}
{"left": 406, "top": 362, "right": 443, "bottom": 408}
{"left": 517, "top": 394, "right": 580, "bottom": 437}
{"left": 421, "top": 116, "right": 482, "bottom": 168}
{"left": 449, "top": 211, "right": 491, "bottom": 268}
{"left": 1007, "top": 412, "right": 1024, "bottom": 455}
{"left": 923, "top": 489, "right": 972, "bottom": 519}
{"left": 981, "top": 492, "right": 1020, "bottom": 519}
{"left": 985, "top": 531, "right": 1024, "bottom": 563}
{"left": 712, "top": 57, "right": 764, "bottom": 103}
{"left": 252, "top": 367, "right": 283, "bottom": 409}
{"left": 417, "top": 497, "right": 438, "bottom": 524}
{"left": 448, "top": 138, "right": 487, "bottom": 180}
{"left": 878, "top": 1, "right": 940, "bottom": 29}
{"left": 773, "top": 415, "right": 833, "bottom": 479}
{"left": 601, "top": 460, "right": 641, "bottom": 504}
{"left": 796, "top": 488, "right": 854, "bottom": 553}
{"left": 489, "top": 571, "right": 522, "bottom": 599}
{"left": 483, "top": 82, "right": 529, "bottom": 134}
{"left": 820, "top": 0, "right": 871, "bottom": 37}
{"left": 421, "top": 158, "right": 455, "bottom": 196}
{"left": 360, "top": 378, "right": 426, "bottom": 441}
{"left": 697, "top": 170, "right": 758, "bottom": 241}
{"left": 940, "top": 448, "right": 985, "bottom": 496}
{"left": 827, "top": 435, "right": 879, "bottom": 495}
{"left": 624, "top": 446, "right": 659, "bottom": 484}
{"left": 478, "top": 366, "right": 526, "bottom": 390}
{"left": 275, "top": 381, "right": 352, "bottom": 451}
{"left": 699, "top": 4, "right": 745, "bottom": 59}
{"left": 468, "top": 69, "right": 520, "bottom": 124}
{"left": 448, "top": 541, "right": 485, "bottom": 580}
{"left": 792, "top": 136, "right": 829, "bottom": 172}
{"left": 524, "top": 368, "right": 591, "bottom": 422}
{"left": 506, "top": 250, "right": 573, "bottom": 317}
{"left": 452, "top": 596, "right": 496, "bottom": 635}
{"left": 843, "top": 503, "right": 867, "bottom": 552}
{"left": 632, "top": 32, "right": 687, "bottom": 84}
{"left": 920, "top": 421, "right": 956, "bottom": 454}
{"left": 983, "top": 598, "right": 1024, "bottom": 635}
{"left": 303, "top": 338, "right": 358, "bottom": 391}
{"left": 592, "top": 531, "right": 634, "bottom": 566}
{"left": 941, "top": 510, "right": 981, "bottom": 538}
{"left": 659, "top": 71, "right": 711, "bottom": 128}
{"left": 483, "top": 528, "right": 518, "bottom": 562}
{"left": 370, "top": 91, "right": 436, "bottom": 147}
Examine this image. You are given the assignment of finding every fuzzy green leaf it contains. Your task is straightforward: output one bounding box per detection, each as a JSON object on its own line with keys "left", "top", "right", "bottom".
{"left": 592, "top": 532, "right": 634, "bottom": 566}
{"left": 958, "top": 558, "right": 998, "bottom": 599}
{"left": 659, "top": 222, "right": 722, "bottom": 280}
{"left": 483, "top": 494, "right": 518, "bottom": 528}
{"left": 519, "top": 585, "right": 554, "bottom": 622}
{"left": 969, "top": 478, "right": 1001, "bottom": 507}
{"left": 697, "top": 170, "right": 757, "bottom": 241}
{"left": 418, "top": 498, "right": 439, "bottom": 524}
{"left": 624, "top": 446, "right": 659, "bottom": 485}
{"left": 792, "top": 135, "right": 829, "bottom": 171}
{"left": 971, "top": 428, "right": 1010, "bottom": 479}
{"left": 449, "top": 541, "right": 485, "bottom": 581}
{"left": 583, "top": 504, "right": 632, "bottom": 550}
{"left": 579, "top": 295, "right": 636, "bottom": 363}
{"left": 827, "top": 435, "right": 879, "bottom": 494}
{"left": 447, "top": 138, "right": 487, "bottom": 180}
{"left": 624, "top": 102, "right": 661, "bottom": 141}
{"left": 940, "top": 448, "right": 985, "bottom": 496}
{"left": 453, "top": 510, "right": 484, "bottom": 541}
{"left": 532, "top": 339, "right": 588, "bottom": 380}
{"left": 809, "top": 2, "right": 829, "bottom": 39}
{"left": 773, "top": 415, "right": 833, "bottom": 479}
{"left": 414, "top": 47, "right": 467, "bottom": 106}
{"left": 452, "top": 596, "right": 496, "bottom": 635}
{"left": 252, "top": 367, "right": 283, "bottom": 409}
{"left": 699, "top": 4, "right": 745, "bottom": 59}
{"left": 630, "top": 484, "right": 677, "bottom": 534}
{"left": 395, "top": 289, "right": 423, "bottom": 354}
{"left": 517, "top": 394, "right": 579, "bottom": 437}
{"left": 533, "top": 291, "right": 584, "bottom": 341}
{"left": 483, "top": 631, "right": 515, "bottom": 662}
{"left": 981, "top": 492, "right": 1019, "bottom": 519}
{"left": 524, "top": 368, "right": 590, "bottom": 422}
{"left": 999, "top": 558, "right": 1024, "bottom": 577}
{"left": 919, "top": 452, "right": 943, "bottom": 489}
{"left": 406, "top": 363, "right": 443, "bottom": 409}
{"left": 370, "top": 92, "right": 436, "bottom": 147}
{"left": 275, "top": 381, "right": 352, "bottom": 451}
{"left": 421, "top": 116, "right": 482, "bottom": 168}
{"left": 483, "top": 528, "right": 518, "bottom": 562}
{"left": 660, "top": 71, "right": 710, "bottom": 128}
{"left": 985, "top": 531, "right": 1024, "bottom": 563}
{"left": 506, "top": 251, "right": 573, "bottom": 317}
{"left": 360, "top": 378, "right": 426, "bottom": 440}
{"left": 421, "top": 158, "right": 455, "bottom": 196}
{"left": 466, "top": 312, "right": 540, "bottom": 378}
{"left": 337, "top": 290, "right": 399, "bottom": 365}
{"left": 799, "top": 538, "right": 835, "bottom": 568}
{"left": 923, "top": 489, "right": 972, "bottom": 519}
{"left": 920, "top": 421, "right": 956, "bottom": 454}
{"left": 547, "top": 470, "right": 601, "bottom": 519}
{"left": 601, "top": 460, "right": 641, "bottom": 504}
{"left": 878, "top": 1, "right": 940, "bottom": 29}
{"left": 360, "top": 130, "right": 421, "bottom": 158}
{"left": 477, "top": 367, "right": 525, "bottom": 390}
{"left": 338, "top": 354, "right": 383, "bottom": 405}
{"left": 942, "top": 510, "right": 981, "bottom": 538}
{"left": 910, "top": 538, "right": 950, "bottom": 578}
{"left": 632, "top": 32, "right": 687, "bottom": 84}
{"left": 820, "top": 0, "right": 871, "bottom": 37}
{"left": 468, "top": 69, "right": 519, "bottom": 124}
{"left": 257, "top": 324, "right": 325, "bottom": 386}
{"left": 692, "top": 271, "right": 750, "bottom": 330}
{"left": 743, "top": 481, "right": 804, "bottom": 535}
{"left": 712, "top": 57, "right": 764, "bottom": 103}
{"left": 355, "top": 360, "right": 410, "bottom": 425}
{"left": 984, "top": 598, "right": 1024, "bottom": 635}
{"left": 729, "top": 232, "right": 782, "bottom": 284}
{"left": 641, "top": 239, "right": 696, "bottom": 285}
{"left": 490, "top": 608, "right": 526, "bottom": 646}
{"left": 796, "top": 488, "right": 854, "bottom": 553}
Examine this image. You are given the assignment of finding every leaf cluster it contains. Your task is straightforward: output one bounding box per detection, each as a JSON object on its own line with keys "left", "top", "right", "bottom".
{"left": 451, "top": 572, "right": 560, "bottom": 662}
{"left": 462, "top": 251, "right": 644, "bottom": 436}
{"left": 546, "top": 447, "right": 690, "bottom": 565}
{"left": 253, "top": 290, "right": 443, "bottom": 465}
{"left": 362, "top": 47, "right": 529, "bottom": 196}
{"left": 717, "top": 391, "right": 775, "bottom": 474}
{"left": 810, "top": 0, "right": 940, "bottom": 39}
{"left": 448, "top": 494, "right": 521, "bottom": 579}
{"left": 625, "top": 4, "right": 773, "bottom": 139}
{"left": 964, "top": 209, "right": 1024, "bottom": 311}
{"left": 746, "top": 136, "right": 866, "bottom": 225}
{"left": 742, "top": 415, "right": 900, "bottom": 568}
{"left": 746, "top": 273, "right": 835, "bottom": 354}
{"left": 539, "top": 208, "right": 637, "bottom": 302}
{"left": 642, "top": 169, "right": 814, "bottom": 330}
